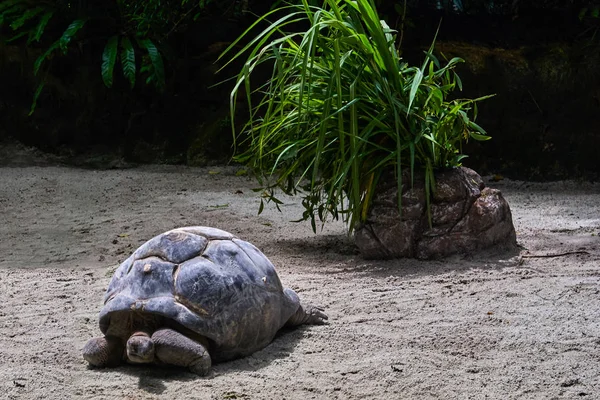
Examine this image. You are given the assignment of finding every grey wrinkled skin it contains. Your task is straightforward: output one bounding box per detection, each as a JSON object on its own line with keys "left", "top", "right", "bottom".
{"left": 84, "top": 226, "right": 327, "bottom": 374}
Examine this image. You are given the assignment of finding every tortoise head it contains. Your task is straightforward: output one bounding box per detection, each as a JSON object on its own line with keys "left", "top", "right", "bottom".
{"left": 126, "top": 332, "right": 155, "bottom": 364}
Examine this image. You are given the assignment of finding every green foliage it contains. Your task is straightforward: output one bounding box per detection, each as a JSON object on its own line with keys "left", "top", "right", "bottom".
{"left": 0, "top": 0, "right": 244, "bottom": 113}
{"left": 220, "top": 0, "right": 492, "bottom": 233}
{"left": 138, "top": 38, "right": 165, "bottom": 90}
{"left": 1, "top": 0, "right": 54, "bottom": 44}
{"left": 27, "top": 16, "right": 87, "bottom": 114}
{"left": 120, "top": 36, "right": 136, "bottom": 88}
{"left": 102, "top": 36, "right": 119, "bottom": 88}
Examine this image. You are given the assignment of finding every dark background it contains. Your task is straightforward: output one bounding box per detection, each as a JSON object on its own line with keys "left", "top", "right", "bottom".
{"left": 1, "top": 0, "right": 599, "bottom": 180}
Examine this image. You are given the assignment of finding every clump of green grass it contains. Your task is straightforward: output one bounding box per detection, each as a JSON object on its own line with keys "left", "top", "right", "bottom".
{"left": 219, "top": 0, "right": 492, "bottom": 232}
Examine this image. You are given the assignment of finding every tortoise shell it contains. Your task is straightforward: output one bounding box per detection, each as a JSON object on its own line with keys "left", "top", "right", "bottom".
{"left": 99, "top": 226, "right": 299, "bottom": 361}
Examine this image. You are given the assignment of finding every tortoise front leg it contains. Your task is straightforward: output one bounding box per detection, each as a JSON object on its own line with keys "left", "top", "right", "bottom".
{"left": 151, "top": 328, "right": 212, "bottom": 376}
{"left": 82, "top": 336, "right": 123, "bottom": 368}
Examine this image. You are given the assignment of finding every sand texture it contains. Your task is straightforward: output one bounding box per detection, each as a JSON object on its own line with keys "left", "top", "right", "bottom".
{"left": 1, "top": 148, "right": 599, "bottom": 399}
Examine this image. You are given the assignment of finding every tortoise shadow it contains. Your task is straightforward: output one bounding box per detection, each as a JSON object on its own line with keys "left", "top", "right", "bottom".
{"left": 212, "top": 326, "right": 306, "bottom": 374}
{"left": 87, "top": 364, "right": 194, "bottom": 394}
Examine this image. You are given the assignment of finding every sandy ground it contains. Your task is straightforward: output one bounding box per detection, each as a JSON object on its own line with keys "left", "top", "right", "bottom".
{"left": 1, "top": 146, "right": 599, "bottom": 399}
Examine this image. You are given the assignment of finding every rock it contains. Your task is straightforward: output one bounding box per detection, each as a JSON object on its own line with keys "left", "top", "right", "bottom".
{"left": 354, "top": 167, "right": 516, "bottom": 259}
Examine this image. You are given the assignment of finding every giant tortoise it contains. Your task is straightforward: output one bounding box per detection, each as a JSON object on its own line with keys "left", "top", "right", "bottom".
{"left": 82, "top": 226, "right": 327, "bottom": 375}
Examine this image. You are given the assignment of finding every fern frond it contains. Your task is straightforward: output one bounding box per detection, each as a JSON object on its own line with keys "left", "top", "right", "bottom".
{"left": 138, "top": 38, "right": 164, "bottom": 90}
{"left": 120, "top": 36, "right": 136, "bottom": 88}
{"left": 58, "top": 19, "right": 86, "bottom": 52}
{"left": 0, "top": 3, "right": 26, "bottom": 28}
{"left": 6, "top": 29, "right": 27, "bottom": 42}
{"left": 33, "top": 40, "right": 58, "bottom": 75}
{"left": 9, "top": 5, "right": 43, "bottom": 30}
{"left": 29, "top": 80, "right": 45, "bottom": 115}
{"left": 31, "top": 11, "right": 53, "bottom": 43}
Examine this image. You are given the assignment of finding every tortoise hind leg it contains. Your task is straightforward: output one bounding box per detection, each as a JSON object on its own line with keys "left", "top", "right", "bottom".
{"left": 152, "top": 328, "right": 212, "bottom": 376}
{"left": 284, "top": 288, "right": 328, "bottom": 326}
{"left": 82, "top": 336, "right": 123, "bottom": 367}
